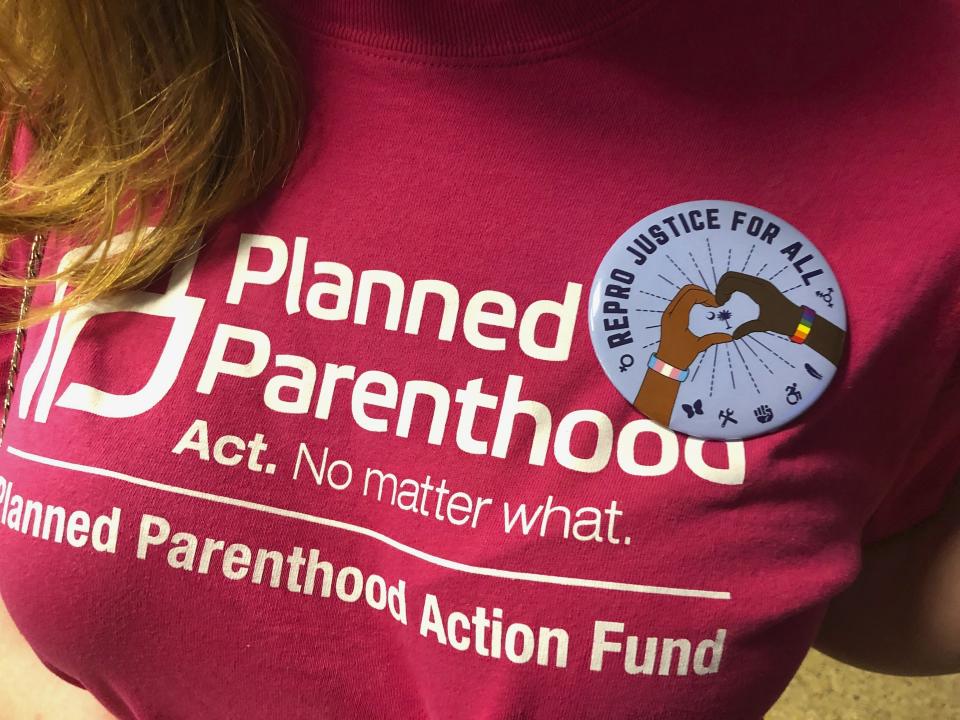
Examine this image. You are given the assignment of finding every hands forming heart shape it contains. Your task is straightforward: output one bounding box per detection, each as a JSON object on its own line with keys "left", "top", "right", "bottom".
{"left": 636, "top": 271, "right": 843, "bottom": 428}
{"left": 656, "top": 272, "right": 805, "bottom": 370}
{"left": 656, "top": 285, "right": 732, "bottom": 371}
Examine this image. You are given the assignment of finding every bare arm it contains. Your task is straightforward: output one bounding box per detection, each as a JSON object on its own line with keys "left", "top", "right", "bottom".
{"left": 632, "top": 284, "right": 731, "bottom": 425}
{"left": 814, "top": 476, "right": 960, "bottom": 675}
{"left": 0, "top": 597, "right": 115, "bottom": 720}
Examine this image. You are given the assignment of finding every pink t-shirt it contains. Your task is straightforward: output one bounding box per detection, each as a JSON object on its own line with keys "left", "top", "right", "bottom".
{"left": 1, "top": 2, "right": 959, "bottom": 718}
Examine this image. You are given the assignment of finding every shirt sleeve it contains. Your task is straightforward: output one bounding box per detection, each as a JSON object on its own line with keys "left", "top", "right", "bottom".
{"left": 861, "top": 357, "right": 960, "bottom": 543}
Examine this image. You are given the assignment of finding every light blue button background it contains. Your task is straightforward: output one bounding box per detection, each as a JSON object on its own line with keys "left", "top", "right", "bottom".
{"left": 588, "top": 200, "right": 847, "bottom": 441}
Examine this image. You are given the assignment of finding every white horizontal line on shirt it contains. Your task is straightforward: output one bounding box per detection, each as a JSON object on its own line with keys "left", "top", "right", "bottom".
{"left": 5, "top": 444, "right": 732, "bottom": 601}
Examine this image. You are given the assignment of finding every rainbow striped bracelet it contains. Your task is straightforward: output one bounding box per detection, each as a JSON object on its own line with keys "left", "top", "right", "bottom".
{"left": 791, "top": 305, "right": 816, "bottom": 343}
{"left": 647, "top": 354, "right": 689, "bottom": 381}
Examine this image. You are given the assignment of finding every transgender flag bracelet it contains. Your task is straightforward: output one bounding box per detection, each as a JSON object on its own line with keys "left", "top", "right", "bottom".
{"left": 647, "top": 354, "right": 689, "bottom": 382}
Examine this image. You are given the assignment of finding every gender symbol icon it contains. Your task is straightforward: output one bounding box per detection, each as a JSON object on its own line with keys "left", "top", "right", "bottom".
{"left": 588, "top": 200, "right": 847, "bottom": 441}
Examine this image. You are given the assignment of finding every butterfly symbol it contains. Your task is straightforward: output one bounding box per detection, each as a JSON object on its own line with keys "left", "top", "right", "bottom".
{"left": 681, "top": 398, "right": 704, "bottom": 419}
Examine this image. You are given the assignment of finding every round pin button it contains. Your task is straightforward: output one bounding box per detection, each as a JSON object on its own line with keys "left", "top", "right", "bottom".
{"left": 588, "top": 200, "right": 847, "bottom": 441}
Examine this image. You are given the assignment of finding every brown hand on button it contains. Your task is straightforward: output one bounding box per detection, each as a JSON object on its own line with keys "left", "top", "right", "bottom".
{"left": 633, "top": 285, "right": 732, "bottom": 426}
{"left": 714, "top": 271, "right": 845, "bottom": 366}
{"left": 657, "top": 284, "right": 733, "bottom": 369}
{"left": 714, "top": 271, "right": 803, "bottom": 339}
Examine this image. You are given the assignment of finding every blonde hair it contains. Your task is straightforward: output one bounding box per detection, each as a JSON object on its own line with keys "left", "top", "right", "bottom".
{"left": 0, "top": 0, "right": 303, "bottom": 329}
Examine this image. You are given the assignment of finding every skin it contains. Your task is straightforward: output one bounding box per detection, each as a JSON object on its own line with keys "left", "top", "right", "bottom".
{"left": 0, "top": 598, "right": 115, "bottom": 719}
{"left": 814, "top": 476, "right": 960, "bottom": 675}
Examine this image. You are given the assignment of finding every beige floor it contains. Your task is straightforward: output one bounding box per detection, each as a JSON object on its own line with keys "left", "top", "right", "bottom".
{"left": 768, "top": 650, "right": 959, "bottom": 720}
